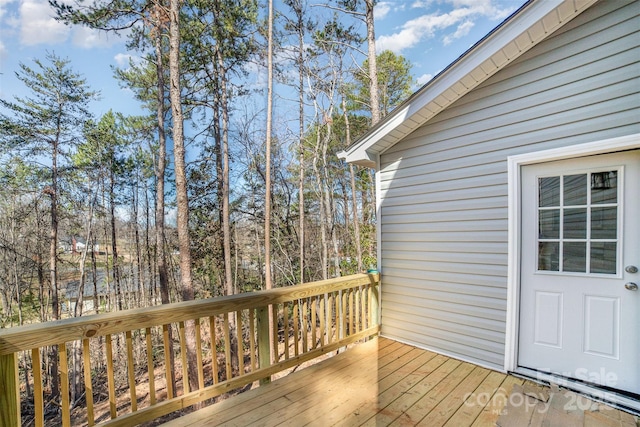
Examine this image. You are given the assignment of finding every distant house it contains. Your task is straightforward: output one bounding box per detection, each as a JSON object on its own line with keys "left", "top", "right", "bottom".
{"left": 340, "top": 0, "right": 639, "bottom": 411}
{"left": 59, "top": 236, "right": 100, "bottom": 254}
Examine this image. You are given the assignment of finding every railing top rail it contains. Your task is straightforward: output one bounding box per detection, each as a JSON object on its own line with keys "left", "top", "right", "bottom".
{"left": 0, "top": 273, "right": 379, "bottom": 355}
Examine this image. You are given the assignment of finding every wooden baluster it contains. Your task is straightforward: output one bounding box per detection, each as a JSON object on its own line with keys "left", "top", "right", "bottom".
{"left": 145, "top": 327, "right": 156, "bottom": 405}
{"left": 293, "top": 300, "right": 300, "bottom": 356}
{"left": 271, "top": 304, "right": 279, "bottom": 362}
{"left": 59, "top": 343, "right": 70, "bottom": 427}
{"left": 195, "top": 320, "right": 204, "bottom": 389}
{"left": 30, "top": 349, "right": 44, "bottom": 427}
{"left": 257, "top": 306, "right": 271, "bottom": 385}
{"left": 0, "top": 352, "right": 20, "bottom": 427}
{"left": 82, "top": 339, "right": 95, "bottom": 425}
{"left": 125, "top": 331, "right": 137, "bottom": 412}
{"left": 162, "top": 325, "right": 174, "bottom": 399}
{"left": 209, "top": 316, "right": 219, "bottom": 384}
{"left": 311, "top": 297, "right": 317, "bottom": 348}
{"left": 223, "top": 314, "right": 232, "bottom": 381}
{"left": 283, "top": 302, "right": 289, "bottom": 360}
{"left": 301, "top": 299, "right": 308, "bottom": 353}
{"left": 349, "top": 288, "right": 354, "bottom": 336}
{"left": 236, "top": 311, "right": 244, "bottom": 375}
{"left": 179, "top": 321, "right": 189, "bottom": 394}
{"left": 319, "top": 295, "right": 326, "bottom": 347}
{"left": 335, "top": 291, "right": 340, "bottom": 339}
{"left": 105, "top": 334, "right": 117, "bottom": 419}
{"left": 249, "top": 309, "right": 256, "bottom": 371}
{"left": 361, "top": 285, "right": 368, "bottom": 330}
{"left": 342, "top": 290, "right": 348, "bottom": 339}
{"left": 355, "top": 287, "right": 361, "bottom": 334}
{"left": 328, "top": 292, "right": 334, "bottom": 344}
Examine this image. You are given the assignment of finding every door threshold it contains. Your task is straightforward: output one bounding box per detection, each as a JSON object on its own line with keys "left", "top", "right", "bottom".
{"left": 513, "top": 367, "right": 640, "bottom": 415}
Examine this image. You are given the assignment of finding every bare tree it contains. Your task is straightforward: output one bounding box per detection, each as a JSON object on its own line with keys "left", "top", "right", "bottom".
{"left": 364, "top": 0, "right": 380, "bottom": 125}
{"left": 265, "top": 0, "right": 274, "bottom": 291}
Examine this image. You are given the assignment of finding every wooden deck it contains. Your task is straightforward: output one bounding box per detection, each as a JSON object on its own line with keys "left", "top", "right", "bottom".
{"left": 161, "top": 337, "right": 639, "bottom": 427}
{"left": 161, "top": 337, "right": 521, "bottom": 426}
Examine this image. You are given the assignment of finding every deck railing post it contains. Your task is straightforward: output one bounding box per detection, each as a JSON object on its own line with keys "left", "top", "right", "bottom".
{"left": 369, "top": 273, "right": 380, "bottom": 328}
{"left": 257, "top": 306, "right": 271, "bottom": 385}
{"left": 0, "top": 352, "right": 20, "bottom": 427}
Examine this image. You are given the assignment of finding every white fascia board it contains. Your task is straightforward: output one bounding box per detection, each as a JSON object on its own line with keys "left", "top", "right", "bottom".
{"left": 337, "top": 147, "right": 378, "bottom": 169}
{"left": 341, "top": 0, "right": 597, "bottom": 167}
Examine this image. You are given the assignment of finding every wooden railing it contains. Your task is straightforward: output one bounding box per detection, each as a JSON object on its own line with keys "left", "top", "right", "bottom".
{"left": 0, "top": 273, "right": 379, "bottom": 427}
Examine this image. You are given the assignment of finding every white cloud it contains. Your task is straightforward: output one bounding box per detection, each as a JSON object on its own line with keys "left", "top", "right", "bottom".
{"left": 374, "top": 2, "right": 392, "bottom": 20}
{"left": 11, "top": 0, "right": 124, "bottom": 49}
{"left": 72, "top": 26, "right": 122, "bottom": 49}
{"left": 0, "top": 0, "right": 16, "bottom": 20}
{"left": 0, "top": 39, "right": 6, "bottom": 60}
{"left": 443, "top": 20, "right": 474, "bottom": 45}
{"left": 0, "top": 3, "right": 8, "bottom": 19}
{"left": 113, "top": 52, "right": 144, "bottom": 71}
{"left": 416, "top": 73, "right": 433, "bottom": 86}
{"left": 376, "top": 0, "right": 513, "bottom": 54}
{"left": 410, "top": 0, "right": 434, "bottom": 8}
{"left": 20, "top": 0, "right": 69, "bottom": 45}
{"left": 377, "top": 11, "right": 458, "bottom": 53}
{"left": 449, "top": 0, "right": 514, "bottom": 19}
{"left": 114, "top": 53, "right": 132, "bottom": 67}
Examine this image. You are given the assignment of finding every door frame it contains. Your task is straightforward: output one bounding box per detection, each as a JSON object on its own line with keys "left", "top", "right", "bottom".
{"left": 504, "top": 133, "right": 640, "bottom": 408}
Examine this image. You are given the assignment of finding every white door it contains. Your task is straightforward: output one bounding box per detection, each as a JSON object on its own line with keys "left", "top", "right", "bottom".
{"left": 519, "top": 150, "right": 639, "bottom": 395}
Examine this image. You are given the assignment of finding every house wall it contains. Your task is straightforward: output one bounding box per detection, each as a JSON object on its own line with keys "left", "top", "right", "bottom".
{"left": 377, "top": 0, "right": 640, "bottom": 370}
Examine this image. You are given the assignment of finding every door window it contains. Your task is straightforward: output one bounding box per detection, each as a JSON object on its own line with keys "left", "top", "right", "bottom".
{"left": 537, "top": 170, "right": 619, "bottom": 274}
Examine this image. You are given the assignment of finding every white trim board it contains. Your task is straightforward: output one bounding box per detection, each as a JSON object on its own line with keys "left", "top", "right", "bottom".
{"left": 505, "top": 132, "right": 640, "bottom": 410}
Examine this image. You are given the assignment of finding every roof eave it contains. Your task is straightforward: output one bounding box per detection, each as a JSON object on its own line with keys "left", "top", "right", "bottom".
{"left": 341, "top": 0, "right": 598, "bottom": 167}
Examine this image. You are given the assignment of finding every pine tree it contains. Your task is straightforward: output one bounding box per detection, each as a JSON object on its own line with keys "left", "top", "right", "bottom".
{"left": 0, "top": 51, "right": 98, "bottom": 402}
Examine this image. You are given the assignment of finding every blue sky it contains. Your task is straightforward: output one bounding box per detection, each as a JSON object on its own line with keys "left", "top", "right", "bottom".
{"left": 0, "top": 0, "right": 522, "bottom": 120}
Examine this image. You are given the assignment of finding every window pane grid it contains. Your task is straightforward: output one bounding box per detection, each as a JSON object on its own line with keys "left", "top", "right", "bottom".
{"left": 537, "top": 170, "right": 619, "bottom": 275}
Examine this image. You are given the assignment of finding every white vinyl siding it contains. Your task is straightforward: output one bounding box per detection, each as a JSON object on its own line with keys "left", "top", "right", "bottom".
{"left": 377, "top": 0, "right": 640, "bottom": 370}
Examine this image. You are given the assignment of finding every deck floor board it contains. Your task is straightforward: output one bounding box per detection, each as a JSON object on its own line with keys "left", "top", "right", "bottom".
{"left": 161, "top": 338, "right": 638, "bottom": 427}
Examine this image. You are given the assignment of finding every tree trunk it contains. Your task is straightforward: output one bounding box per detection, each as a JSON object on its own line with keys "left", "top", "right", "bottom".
{"left": 312, "top": 124, "right": 328, "bottom": 280}
{"left": 74, "top": 193, "right": 95, "bottom": 318}
{"left": 264, "top": 0, "right": 274, "bottom": 292}
{"left": 110, "top": 167, "right": 122, "bottom": 310}
{"left": 154, "top": 2, "right": 170, "bottom": 308}
{"left": 295, "top": 0, "right": 305, "bottom": 285}
{"left": 144, "top": 182, "right": 154, "bottom": 304}
{"left": 342, "top": 96, "right": 362, "bottom": 271}
{"left": 264, "top": 0, "right": 275, "bottom": 369}
{"left": 103, "top": 209, "right": 112, "bottom": 311}
{"left": 365, "top": 0, "right": 380, "bottom": 126}
{"left": 169, "top": 0, "right": 198, "bottom": 393}
{"left": 212, "top": 6, "right": 239, "bottom": 370}
{"left": 133, "top": 179, "right": 143, "bottom": 307}
{"left": 49, "top": 138, "right": 60, "bottom": 402}
{"left": 320, "top": 123, "right": 339, "bottom": 278}
{"left": 10, "top": 199, "right": 23, "bottom": 326}
{"left": 91, "top": 239, "right": 99, "bottom": 314}
{"left": 33, "top": 198, "right": 47, "bottom": 323}
{"left": 153, "top": 0, "right": 175, "bottom": 392}
{"left": 365, "top": 0, "right": 379, "bottom": 264}
{"left": 349, "top": 165, "right": 363, "bottom": 269}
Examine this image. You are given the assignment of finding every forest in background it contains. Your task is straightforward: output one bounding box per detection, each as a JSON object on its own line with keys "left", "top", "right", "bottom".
{"left": 0, "top": 0, "right": 416, "bottom": 326}
{"left": 0, "top": 0, "right": 414, "bottom": 411}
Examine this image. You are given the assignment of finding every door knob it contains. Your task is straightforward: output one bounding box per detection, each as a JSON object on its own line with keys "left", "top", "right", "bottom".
{"left": 625, "top": 265, "right": 638, "bottom": 273}
{"left": 625, "top": 282, "right": 638, "bottom": 291}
